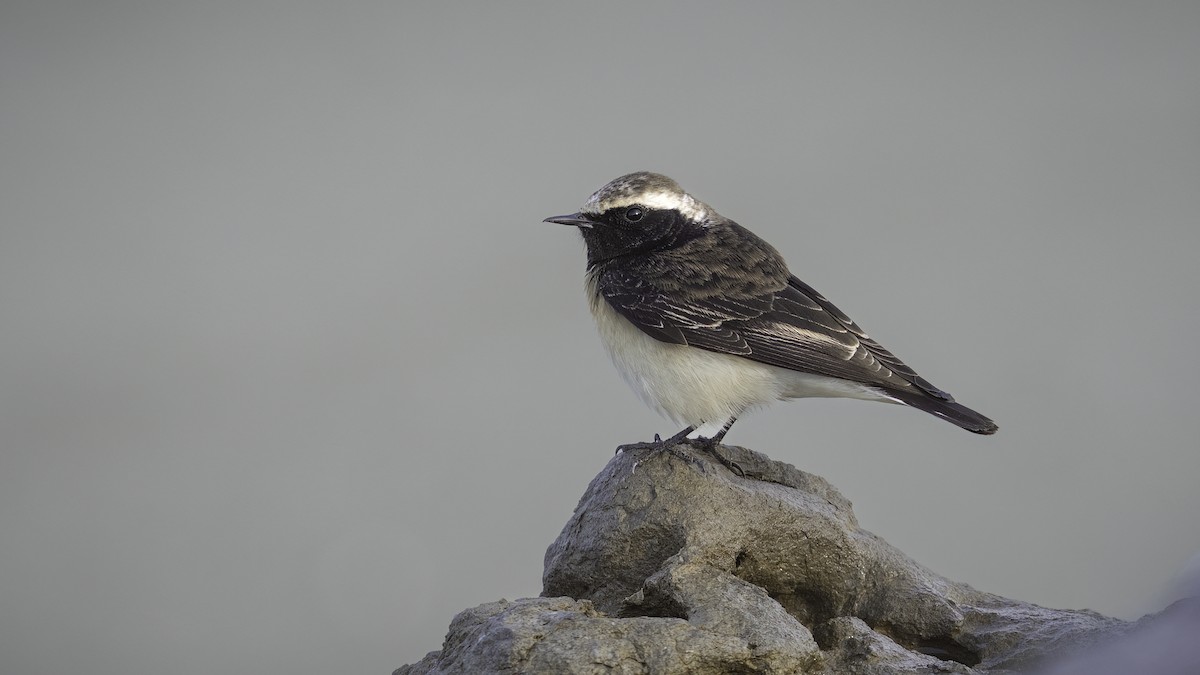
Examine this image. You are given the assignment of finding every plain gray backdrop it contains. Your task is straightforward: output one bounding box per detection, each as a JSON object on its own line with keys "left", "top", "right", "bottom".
{"left": 2, "top": 2, "right": 1198, "bottom": 674}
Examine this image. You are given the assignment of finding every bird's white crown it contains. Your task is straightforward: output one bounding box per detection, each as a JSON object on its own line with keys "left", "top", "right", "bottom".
{"left": 580, "top": 172, "right": 713, "bottom": 224}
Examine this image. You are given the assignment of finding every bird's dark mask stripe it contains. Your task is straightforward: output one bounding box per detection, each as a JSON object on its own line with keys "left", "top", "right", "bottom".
{"left": 582, "top": 208, "right": 705, "bottom": 267}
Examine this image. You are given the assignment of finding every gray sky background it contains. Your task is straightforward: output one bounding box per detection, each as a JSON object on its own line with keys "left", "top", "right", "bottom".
{"left": 2, "top": 2, "right": 1198, "bottom": 674}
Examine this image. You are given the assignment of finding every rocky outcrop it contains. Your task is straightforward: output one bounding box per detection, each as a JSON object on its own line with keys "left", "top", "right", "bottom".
{"left": 396, "top": 443, "right": 1153, "bottom": 674}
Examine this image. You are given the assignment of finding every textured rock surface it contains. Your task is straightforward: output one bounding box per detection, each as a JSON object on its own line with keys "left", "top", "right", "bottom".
{"left": 397, "top": 443, "right": 1140, "bottom": 674}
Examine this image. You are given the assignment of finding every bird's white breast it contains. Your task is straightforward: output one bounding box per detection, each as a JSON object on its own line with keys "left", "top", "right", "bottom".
{"left": 585, "top": 270, "right": 891, "bottom": 435}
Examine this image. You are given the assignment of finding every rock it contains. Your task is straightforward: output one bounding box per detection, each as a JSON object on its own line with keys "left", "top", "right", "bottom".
{"left": 396, "top": 443, "right": 1135, "bottom": 674}
{"left": 1032, "top": 598, "right": 1200, "bottom": 675}
{"left": 394, "top": 596, "right": 804, "bottom": 675}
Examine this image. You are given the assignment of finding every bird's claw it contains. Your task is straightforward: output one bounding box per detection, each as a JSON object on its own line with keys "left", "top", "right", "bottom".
{"left": 617, "top": 430, "right": 746, "bottom": 478}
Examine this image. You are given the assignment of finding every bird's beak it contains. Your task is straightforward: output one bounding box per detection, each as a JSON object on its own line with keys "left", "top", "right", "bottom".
{"left": 543, "top": 212, "right": 594, "bottom": 228}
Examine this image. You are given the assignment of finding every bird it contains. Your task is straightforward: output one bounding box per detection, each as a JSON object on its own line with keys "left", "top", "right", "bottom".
{"left": 545, "top": 172, "right": 997, "bottom": 450}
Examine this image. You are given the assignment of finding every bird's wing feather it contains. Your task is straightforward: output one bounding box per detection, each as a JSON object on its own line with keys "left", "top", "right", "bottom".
{"left": 598, "top": 268, "right": 951, "bottom": 399}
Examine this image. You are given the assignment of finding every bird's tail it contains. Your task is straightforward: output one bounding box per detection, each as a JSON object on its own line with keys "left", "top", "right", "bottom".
{"left": 885, "top": 388, "right": 998, "bottom": 435}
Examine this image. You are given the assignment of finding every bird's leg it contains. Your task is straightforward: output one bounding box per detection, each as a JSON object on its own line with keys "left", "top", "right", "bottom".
{"left": 616, "top": 426, "right": 703, "bottom": 468}
{"left": 657, "top": 425, "right": 704, "bottom": 464}
{"left": 710, "top": 417, "right": 738, "bottom": 445}
{"left": 686, "top": 418, "right": 744, "bottom": 477}
{"left": 616, "top": 426, "right": 695, "bottom": 454}
{"left": 687, "top": 417, "right": 738, "bottom": 447}
{"left": 616, "top": 423, "right": 744, "bottom": 477}
{"left": 661, "top": 426, "right": 698, "bottom": 447}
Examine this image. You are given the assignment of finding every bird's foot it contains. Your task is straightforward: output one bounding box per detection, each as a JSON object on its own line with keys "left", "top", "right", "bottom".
{"left": 616, "top": 427, "right": 693, "bottom": 454}
{"left": 617, "top": 428, "right": 744, "bottom": 477}
{"left": 683, "top": 435, "right": 745, "bottom": 477}
{"left": 617, "top": 427, "right": 704, "bottom": 466}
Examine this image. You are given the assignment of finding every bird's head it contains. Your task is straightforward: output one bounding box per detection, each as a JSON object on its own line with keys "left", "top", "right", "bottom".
{"left": 545, "top": 172, "right": 717, "bottom": 267}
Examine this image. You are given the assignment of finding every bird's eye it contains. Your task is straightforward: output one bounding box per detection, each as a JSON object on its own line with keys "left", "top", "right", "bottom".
{"left": 624, "top": 206, "right": 644, "bottom": 222}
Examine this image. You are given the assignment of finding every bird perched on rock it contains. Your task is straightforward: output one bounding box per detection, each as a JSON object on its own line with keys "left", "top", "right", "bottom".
{"left": 546, "top": 172, "right": 997, "bottom": 448}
